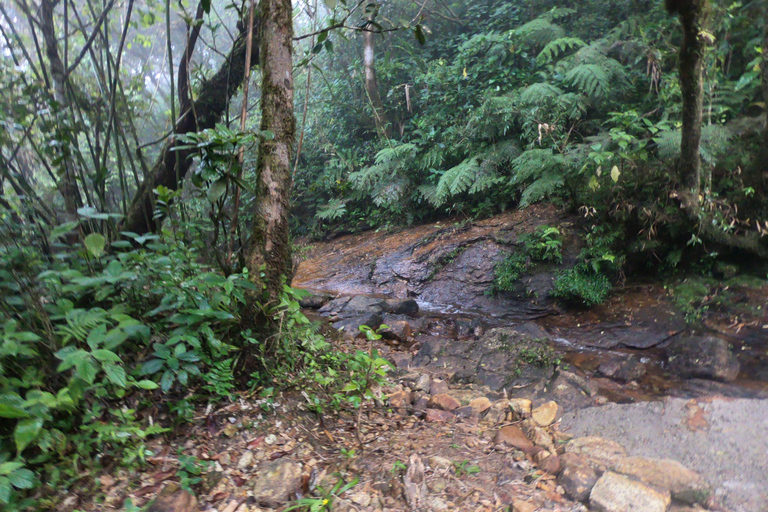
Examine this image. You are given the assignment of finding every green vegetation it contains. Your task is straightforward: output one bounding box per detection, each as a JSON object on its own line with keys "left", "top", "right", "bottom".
{"left": 491, "top": 225, "right": 563, "bottom": 294}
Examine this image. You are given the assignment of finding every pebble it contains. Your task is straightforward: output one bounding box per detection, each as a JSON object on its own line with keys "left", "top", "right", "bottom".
{"left": 532, "top": 401, "right": 559, "bottom": 426}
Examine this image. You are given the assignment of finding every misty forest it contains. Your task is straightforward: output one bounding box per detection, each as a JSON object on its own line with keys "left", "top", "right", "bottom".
{"left": 1, "top": 0, "right": 767, "bottom": 510}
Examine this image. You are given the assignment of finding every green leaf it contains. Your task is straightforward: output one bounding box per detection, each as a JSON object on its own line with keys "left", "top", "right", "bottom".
{"left": 207, "top": 178, "right": 227, "bottom": 203}
{"left": 324, "top": 0, "right": 336, "bottom": 9}
{"left": 0, "top": 476, "right": 11, "bottom": 504}
{"left": 84, "top": 233, "right": 106, "bottom": 258}
{"left": 610, "top": 165, "right": 621, "bottom": 183}
{"left": 0, "top": 394, "right": 29, "bottom": 419}
{"left": 160, "top": 370, "right": 174, "bottom": 392}
{"left": 104, "top": 364, "right": 127, "bottom": 388}
{"left": 0, "top": 463, "right": 24, "bottom": 476}
{"left": 92, "top": 349, "right": 121, "bottom": 363}
{"left": 50, "top": 221, "right": 79, "bottom": 240}
{"left": 200, "top": 0, "right": 210, "bottom": 13}
{"left": 415, "top": 24, "right": 426, "bottom": 45}
{"left": 141, "top": 359, "right": 164, "bottom": 375}
{"left": 14, "top": 417, "right": 43, "bottom": 454}
{"left": 8, "top": 469, "right": 35, "bottom": 489}
{"left": 135, "top": 380, "right": 159, "bottom": 390}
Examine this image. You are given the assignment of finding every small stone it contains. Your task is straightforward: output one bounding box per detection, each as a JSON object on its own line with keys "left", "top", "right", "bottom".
{"left": 469, "top": 397, "right": 492, "bottom": 415}
{"left": 264, "top": 434, "right": 277, "bottom": 446}
{"left": 237, "top": 450, "right": 254, "bottom": 470}
{"left": 350, "top": 492, "right": 371, "bottom": 507}
{"left": 428, "top": 477, "right": 449, "bottom": 493}
{"left": 381, "top": 320, "right": 412, "bottom": 343}
{"left": 388, "top": 389, "right": 411, "bottom": 412}
{"left": 415, "top": 374, "right": 431, "bottom": 393}
{"left": 251, "top": 459, "right": 303, "bottom": 508}
{"left": 494, "top": 425, "right": 535, "bottom": 453}
{"left": 389, "top": 352, "right": 413, "bottom": 369}
{"left": 531, "top": 401, "right": 559, "bottom": 426}
{"left": 454, "top": 405, "right": 478, "bottom": 419}
{"left": 219, "top": 452, "right": 231, "bottom": 466}
{"left": 146, "top": 486, "right": 199, "bottom": 512}
{"left": 613, "top": 457, "right": 711, "bottom": 505}
{"left": 512, "top": 500, "right": 537, "bottom": 512}
{"left": 565, "top": 437, "right": 627, "bottom": 475}
{"left": 428, "top": 393, "right": 461, "bottom": 411}
{"left": 413, "top": 396, "right": 429, "bottom": 417}
{"left": 425, "top": 409, "right": 454, "bottom": 422}
{"left": 508, "top": 398, "right": 532, "bottom": 419}
{"left": 384, "top": 298, "right": 419, "bottom": 316}
{"left": 558, "top": 453, "right": 598, "bottom": 502}
{"left": 482, "top": 407, "right": 506, "bottom": 425}
{"left": 428, "top": 456, "right": 453, "bottom": 470}
{"left": 528, "top": 426, "right": 554, "bottom": 451}
{"left": 430, "top": 379, "right": 449, "bottom": 395}
{"left": 589, "top": 471, "right": 671, "bottom": 512}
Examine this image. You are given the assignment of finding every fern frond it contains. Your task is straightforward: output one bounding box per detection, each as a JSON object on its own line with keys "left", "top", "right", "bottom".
{"left": 536, "top": 37, "right": 586, "bottom": 65}
{"left": 512, "top": 19, "right": 565, "bottom": 49}
{"left": 565, "top": 64, "right": 609, "bottom": 98}
{"left": 437, "top": 158, "right": 481, "bottom": 198}
{"left": 518, "top": 83, "right": 563, "bottom": 105}
{"left": 417, "top": 184, "right": 442, "bottom": 207}
{"left": 57, "top": 308, "right": 109, "bottom": 343}
{"left": 316, "top": 199, "right": 347, "bottom": 221}
{"left": 510, "top": 149, "right": 565, "bottom": 185}
{"left": 519, "top": 172, "right": 564, "bottom": 207}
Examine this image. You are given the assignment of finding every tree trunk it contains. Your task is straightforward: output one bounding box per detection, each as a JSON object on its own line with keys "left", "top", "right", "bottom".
{"left": 762, "top": 13, "right": 768, "bottom": 157}
{"left": 363, "top": 19, "right": 390, "bottom": 137}
{"left": 40, "top": 0, "right": 82, "bottom": 220}
{"left": 666, "top": 0, "right": 708, "bottom": 202}
{"left": 120, "top": 18, "right": 260, "bottom": 235}
{"left": 245, "top": 0, "right": 295, "bottom": 305}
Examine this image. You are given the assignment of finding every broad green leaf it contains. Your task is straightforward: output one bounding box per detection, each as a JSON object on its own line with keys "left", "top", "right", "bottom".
{"left": 92, "top": 349, "right": 121, "bottom": 363}
{"left": 141, "top": 359, "right": 165, "bottom": 375}
{"left": 160, "top": 370, "right": 174, "bottom": 392}
{"left": 0, "top": 394, "right": 29, "bottom": 419}
{"left": 610, "top": 165, "right": 621, "bottom": 183}
{"left": 50, "top": 221, "right": 79, "bottom": 240}
{"left": 0, "top": 463, "right": 23, "bottom": 476}
{"left": 207, "top": 178, "right": 227, "bottom": 203}
{"left": 0, "top": 476, "right": 11, "bottom": 504}
{"left": 104, "top": 364, "right": 127, "bottom": 388}
{"left": 135, "top": 380, "right": 159, "bottom": 390}
{"left": 8, "top": 469, "right": 35, "bottom": 489}
{"left": 84, "top": 233, "right": 106, "bottom": 258}
{"left": 200, "top": 0, "right": 210, "bottom": 13}
{"left": 14, "top": 417, "right": 43, "bottom": 454}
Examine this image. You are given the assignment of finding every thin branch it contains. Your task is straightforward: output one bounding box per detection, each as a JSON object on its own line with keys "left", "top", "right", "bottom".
{"left": 63, "top": 0, "right": 118, "bottom": 77}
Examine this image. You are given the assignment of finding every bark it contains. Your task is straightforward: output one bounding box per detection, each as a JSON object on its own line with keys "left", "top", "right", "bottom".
{"left": 246, "top": 0, "right": 295, "bottom": 305}
{"left": 363, "top": 19, "right": 390, "bottom": 137}
{"left": 39, "top": 0, "right": 82, "bottom": 219}
{"left": 762, "top": 14, "right": 768, "bottom": 157}
{"left": 666, "top": 0, "right": 708, "bottom": 202}
{"left": 120, "top": 17, "right": 260, "bottom": 235}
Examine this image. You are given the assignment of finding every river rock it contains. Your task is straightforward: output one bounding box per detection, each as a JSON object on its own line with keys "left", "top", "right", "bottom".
{"left": 298, "top": 291, "right": 332, "bottom": 309}
{"left": 666, "top": 335, "right": 740, "bottom": 382}
{"left": 613, "top": 457, "right": 711, "bottom": 505}
{"left": 531, "top": 401, "right": 559, "bottom": 426}
{"left": 383, "top": 298, "right": 419, "bottom": 316}
{"left": 380, "top": 320, "right": 412, "bottom": 343}
{"left": 598, "top": 356, "right": 646, "bottom": 382}
{"left": 333, "top": 312, "right": 382, "bottom": 336}
{"left": 251, "top": 459, "right": 303, "bottom": 508}
{"left": 589, "top": 471, "right": 671, "bottom": 512}
{"left": 558, "top": 453, "right": 598, "bottom": 502}
{"left": 565, "top": 437, "right": 627, "bottom": 475}
{"left": 428, "top": 393, "right": 461, "bottom": 411}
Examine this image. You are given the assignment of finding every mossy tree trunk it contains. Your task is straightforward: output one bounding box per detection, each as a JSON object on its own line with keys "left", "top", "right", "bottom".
{"left": 120, "top": 18, "right": 260, "bottom": 235}
{"left": 666, "top": 0, "right": 709, "bottom": 203}
{"left": 246, "top": 0, "right": 295, "bottom": 306}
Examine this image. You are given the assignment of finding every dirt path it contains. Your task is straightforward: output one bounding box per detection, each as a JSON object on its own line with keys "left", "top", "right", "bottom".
{"left": 560, "top": 397, "right": 768, "bottom": 512}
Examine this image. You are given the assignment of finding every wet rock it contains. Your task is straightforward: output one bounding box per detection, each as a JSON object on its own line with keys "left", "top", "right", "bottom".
{"left": 558, "top": 453, "right": 599, "bottom": 502}
{"left": 494, "top": 426, "right": 535, "bottom": 453}
{"left": 298, "top": 291, "right": 333, "bottom": 309}
{"left": 589, "top": 471, "right": 671, "bottom": 512}
{"left": 429, "top": 379, "right": 449, "bottom": 395}
{"left": 613, "top": 457, "right": 711, "bottom": 505}
{"left": 598, "top": 356, "right": 646, "bottom": 382}
{"left": 383, "top": 298, "right": 419, "bottom": 316}
{"left": 332, "top": 311, "right": 382, "bottom": 336}
{"left": 428, "top": 393, "right": 461, "bottom": 411}
{"left": 532, "top": 401, "right": 559, "bottom": 426}
{"left": 146, "top": 485, "right": 199, "bottom": 512}
{"left": 667, "top": 335, "right": 740, "bottom": 382}
{"left": 404, "top": 454, "right": 427, "bottom": 510}
{"left": 565, "top": 437, "right": 627, "bottom": 475}
{"left": 344, "top": 295, "right": 387, "bottom": 316}
{"left": 425, "top": 409, "right": 454, "bottom": 422}
{"left": 380, "top": 320, "right": 412, "bottom": 343}
{"left": 545, "top": 370, "right": 598, "bottom": 410}
{"left": 251, "top": 459, "right": 303, "bottom": 508}
{"left": 455, "top": 318, "right": 484, "bottom": 339}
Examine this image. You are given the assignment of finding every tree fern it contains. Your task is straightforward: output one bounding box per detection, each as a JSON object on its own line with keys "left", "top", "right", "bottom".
{"left": 436, "top": 158, "right": 481, "bottom": 199}
{"left": 518, "top": 83, "right": 564, "bottom": 105}
{"left": 565, "top": 64, "right": 610, "bottom": 98}
{"left": 511, "top": 19, "right": 565, "bottom": 50}
{"left": 316, "top": 199, "right": 347, "bottom": 221}
{"left": 519, "top": 172, "right": 565, "bottom": 207}
{"left": 537, "top": 37, "right": 586, "bottom": 65}
{"left": 654, "top": 125, "right": 733, "bottom": 166}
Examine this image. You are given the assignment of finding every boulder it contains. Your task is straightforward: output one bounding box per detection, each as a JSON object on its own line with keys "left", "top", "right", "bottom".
{"left": 613, "top": 457, "right": 711, "bottom": 505}
{"left": 666, "top": 335, "right": 740, "bottom": 382}
{"left": 298, "top": 291, "right": 332, "bottom": 309}
{"left": 565, "top": 436, "right": 627, "bottom": 475}
{"left": 383, "top": 298, "right": 419, "bottom": 316}
{"left": 251, "top": 459, "right": 303, "bottom": 508}
{"left": 380, "top": 320, "right": 412, "bottom": 343}
{"left": 589, "top": 471, "right": 671, "bottom": 512}
{"left": 558, "top": 453, "right": 598, "bottom": 502}
{"left": 598, "top": 356, "right": 646, "bottom": 382}
{"left": 332, "top": 312, "right": 382, "bottom": 336}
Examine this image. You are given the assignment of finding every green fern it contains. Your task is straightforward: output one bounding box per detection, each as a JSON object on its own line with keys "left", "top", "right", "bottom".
{"left": 653, "top": 125, "right": 733, "bottom": 166}
{"left": 436, "top": 158, "right": 481, "bottom": 199}
{"left": 315, "top": 199, "right": 347, "bottom": 221}
{"left": 511, "top": 19, "right": 565, "bottom": 49}
{"left": 565, "top": 64, "right": 610, "bottom": 98}
{"left": 57, "top": 308, "right": 110, "bottom": 343}
{"left": 537, "top": 37, "right": 586, "bottom": 65}
{"left": 518, "top": 83, "right": 564, "bottom": 105}
{"left": 519, "top": 172, "right": 564, "bottom": 207}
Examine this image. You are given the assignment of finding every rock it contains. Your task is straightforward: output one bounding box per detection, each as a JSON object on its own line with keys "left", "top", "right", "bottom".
{"left": 558, "top": 453, "right": 598, "bottom": 502}
{"left": 531, "top": 401, "right": 559, "bottom": 426}
{"left": 481, "top": 406, "right": 506, "bottom": 425}
{"left": 413, "top": 396, "right": 429, "bottom": 417}
{"left": 318, "top": 296, "right": 351, "bottom": 315}
{"left": 414, "top": 374, "right": 431, "bottom": 393}
{"left": 565, "top": 437, "right": 627, "bottom": 475}
{"left": 428, "top": 477, "right": 449, "bottom": 493}
{"left": 494, "top": 426, "right": 535, "bottom": 453}
{"left": 598, "top": 356, "right": 646, "bottom": 382}
{"left": 251, "top": 459, "right": 303, "bottom": 508}
{"left": 404, "top": 454, "right": 427, "bottom": 510}
{"left": 539, "top": 454, "right": 561, "bottom": 474}
{"left": 380, "top": 320, "right": 412, "bottom": 343}
{"left": 428, "top": 393, "right": 461, "bottom": 411}
{"left": 350, "top": 491, "right": 372, "bottom": 507}
{"left": 384, "top": 298, "right": 419, "bottom": 316}
{"left": 425, "top": 408, "right": 454, "bottom": 422}
{"left": 389, "top": 352, "right": 413, "bottom": 369}
{"left": 428, "top": 456, "right": 453, "bottom": 470}
{"left": 344, "top": 296, "right": 387, "bottom": 316}
{"left": 508, "top": 398, "right": 532, "bottom": 419}
{"left": 427, "top": 497, "right": 450, "bottom": 510}
{"left": 667, "top": 335, "right": 740, "bottom": 382}
{"left": 454, "top": 405, "right": 478, "bottom": 419}
{"left": 512, "top": 500, "right": 537, "bottom": 512}
{"left": 455, "top": 318, "right": 484, "bottom": 339}
{"left": 388, "top": 389, "right": 411, "bottom": 413}
{"left": 219, "top": 452, "right": 231, "bottom": 466}
{"left": 589, "top": 471, "right": 671, "bottom": 512}
{"left": 469, "top": 396, "right": 492, "bottom": 415}
{"left": 613, "top": 457, "right": 711, "bottom": 505}
{"left": 430, "top": 379, "right": 449, "bottom": 395}
{"left": 237, "top": 450, "right": 254, "bottom": 470}
{"left": 527, "top": 425, "right": 554, "bottom": 451}
{"left": 333, "top": 312, "right": 383, "bottom": 336}
{"left": 146, "top": 485, "right": 199, "bottom": 512}
{"left": 298, "top": 291, "right": 332, "bottom": 309}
